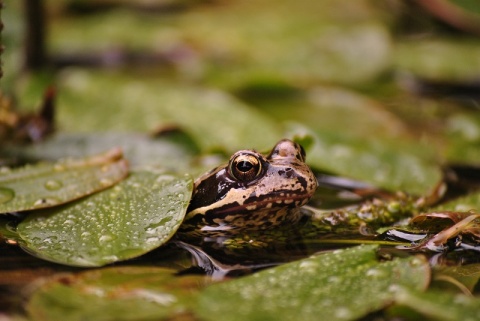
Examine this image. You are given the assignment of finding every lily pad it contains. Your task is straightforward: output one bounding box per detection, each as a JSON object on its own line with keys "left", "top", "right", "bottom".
{"left": 16, "top": 170, "right": 193, "bottom": 267}
{"left": 394, "top": 287, "right": 480, "bottom": 321}
{"left": 2, "top": 132, "right": 197, "bottom": 171}
{"left": 197, "top": 245, "right": 430, "bottom": 321}
{"left": 0, "top": 148, "right": 129, "bottom": 213}
{"left": 433, "top": 264, "right": 480, "bottom": 293}
{"left": 290, "top": 125, "right": 442, "bottom": 195}
{"left": 56, "top": 69, "right": 281, "bottom": 153}
{"left": 46, "top": 0, "right": 391, "bottom": 88}
{"left": 436, "top": 190, "right": 480, "bottom": 212}
{"left": 260, "top": 86, "right": 411, "bottom": 141}
{"left": 443, "top": 113, "right": 480, "bottom": 165}
{"left": 26, "top": 266, "right": 211, "bottom": 321}
{"left": 394, "top": 38, "right": 480, "bottom": 81}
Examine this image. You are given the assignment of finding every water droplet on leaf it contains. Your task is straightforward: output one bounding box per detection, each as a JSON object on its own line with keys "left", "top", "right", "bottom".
{"left": 44, "top": 180, "right": 63, "bottom": 191}
{"left": 334, "top": 307, "right": 353, "bottom": 319}
{"left": 99, "top": 234, "right": 116, "bottom": 244}
{"left": 33, "top": 197, "right": 60, "bottom": 207}
{"left": 366, "top": 268, "right": 387, "bottom": 279}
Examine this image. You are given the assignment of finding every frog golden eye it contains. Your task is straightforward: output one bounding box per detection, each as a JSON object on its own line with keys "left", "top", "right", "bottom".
{"left": 229, "top": 153, "right": 262, "bottom": 182}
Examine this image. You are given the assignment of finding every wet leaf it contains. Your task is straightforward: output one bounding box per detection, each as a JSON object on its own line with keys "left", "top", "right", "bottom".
{"left": 290, "top": 125, "right": 442, "bottom": 195}
{"left": 394, "top": 287, "right": 480, "bottom": 321}
{"left": 26, "top": 267, "right": 211, "bottom": 321}
{"left": 433, "top": 264, "right": 480, "bottom": 293}
{"left": 47, "top": 0, "right": 391, "bottom": 88}
{"left": 261, "top": 86, "right": 411, "bottom": 140}
{"left": 394, "top": 38, "right": 480, "bottom": 81}
{"left": 57, "top": 70, "right": 282, "bottom": 153}
{"left": 437, "top": 190, "right": 480, "bottom": 212}
{"left": 197, "top": 245, "right": 430, "bottom": 321}
{"left": 443, "top": 113, "right": 480, "bottom": 165}
{"left": 2, "top": 132, "right": 197, "bottom": 171}
{"left": 16, "top": 170, "right": 192, "bottom": 267}
{"left": 0, "top": 149, "right": 128, "bottom": 213}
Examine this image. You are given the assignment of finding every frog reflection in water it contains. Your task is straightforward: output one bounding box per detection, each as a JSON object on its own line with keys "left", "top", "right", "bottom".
{"left": 180, "top": 139, "right": 318, "bottom": 237}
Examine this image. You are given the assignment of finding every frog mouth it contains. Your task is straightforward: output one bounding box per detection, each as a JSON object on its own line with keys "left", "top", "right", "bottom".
{"left": 210, "top": 193, "right": 309, "bottom": 217}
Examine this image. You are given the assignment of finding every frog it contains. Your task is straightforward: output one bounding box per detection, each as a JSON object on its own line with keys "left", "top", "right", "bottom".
{"left": 179, "top": 139, "right": 318, "bottom": 237}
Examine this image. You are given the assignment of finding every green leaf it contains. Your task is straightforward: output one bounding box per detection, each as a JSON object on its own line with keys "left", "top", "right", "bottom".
{"left": 262, "top": 86, "right": 410, "bottom": 140}
{"left": 394, "top": 38, "right": 480, "bottom": 81}
{"left": 26, "top": 267, "right": 211, "bottom": 321}
{"left": 46, "top": 0, "right": 391, "bottom": 88}
{"left": 443, "top": 113, "right": 480, "bottom": 165}
{"left": 433, "top": 264, "right": 480, "bottom": 293}
{"left": 394, "top": 287, "right": 480, "bottom": 321}
{"left": 436, "top": 191, "right": 480, "bottom": 212}
{"left": 2, "top": 132, "right": 197, "bottom": 171}
{"left": 0, "top": 149, "right": 129, "bottom": 213}
{"left": 289, "top": 125, "right": 442, "bottom": 195}
{"left": 57, "top": 70, "right": 282, "bottom": 153}
{"left": 196, "top": 245, "right": 430, "bottom": 321}
{"left": 16, "top": 170, "right": 192, "bottom": 267}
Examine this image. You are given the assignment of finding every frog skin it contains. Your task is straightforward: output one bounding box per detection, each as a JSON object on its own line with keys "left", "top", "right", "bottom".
{"left": 179, "top": 139, "right": 318, "bottom": 237}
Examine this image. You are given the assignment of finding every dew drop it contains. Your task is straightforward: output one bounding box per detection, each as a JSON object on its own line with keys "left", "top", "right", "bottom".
{"left": 410, "top": 257, "right": 425, "bottom": 267}
{"left": 33, "top": 197, "right": 61, "bottom": 207}
{"left": 299, "top": 260, "right": 318, "bottom": 273}
{"left": 109, "top": 192, "right": 119, "bottom": 199}
{"left": 334, "top": 307, "right": 353, "bottom": 320}
{"left": 366, "top": 268, "right": 387, "bottom": 279}
{"left": 99, "top": 234, "right": 116, "bottom": 244}
{"left": 43, "top": 236, "right": 58, "bottom": 244}
{"left": 0, "top": 187, "right": 15, "bottom": 204}
{"left": 81, "top": 231, "right": 91, "bottom": 238}
{"left": 146, "top": 237, "right": 160, "bottom": 244}
{"left": 63, "top": 219, "right": 75, "bottom": 226}
{"left": 44, "top": 180, "right": 63, "bottom": 191}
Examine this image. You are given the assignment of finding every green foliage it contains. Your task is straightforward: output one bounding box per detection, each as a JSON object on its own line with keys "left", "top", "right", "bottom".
{"left": 56, "top": 70, "right": 282, "bottom": 153}
{"left": 26, "top": 267, "right": 210, "bottom": 321}
{"left": 290, "top": 124, "right": 441, "bottom": 195}
{"left": 4, "top": 132, "right": 198, "bottom": 171}
{"left": 0, "top": 149, "right": 128, "bottom": 213}
{"left": 394, "top": 287, "right": 480, "bottom": 321}
{"left": 16, "top": 170, "right": 192, "bottom": 266}
{"left": 24, "top": 246, "right": 435, "bottom": 321}
{"left": 197, "top": 245, "right": 429, "bottom": 321}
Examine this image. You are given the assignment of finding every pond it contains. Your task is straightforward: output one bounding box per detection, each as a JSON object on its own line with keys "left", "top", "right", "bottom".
{"left": 2, "top": 1, "right": 480, "bottom": 320}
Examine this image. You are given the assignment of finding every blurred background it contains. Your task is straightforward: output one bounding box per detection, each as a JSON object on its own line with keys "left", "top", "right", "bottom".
{"left": 2, "top": 0, "right": 480, "bottom": 195}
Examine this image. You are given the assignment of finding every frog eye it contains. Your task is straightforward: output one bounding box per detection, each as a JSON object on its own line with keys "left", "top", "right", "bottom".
{"left": 229, "top": 153, "right": 263, "bottom": 182}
